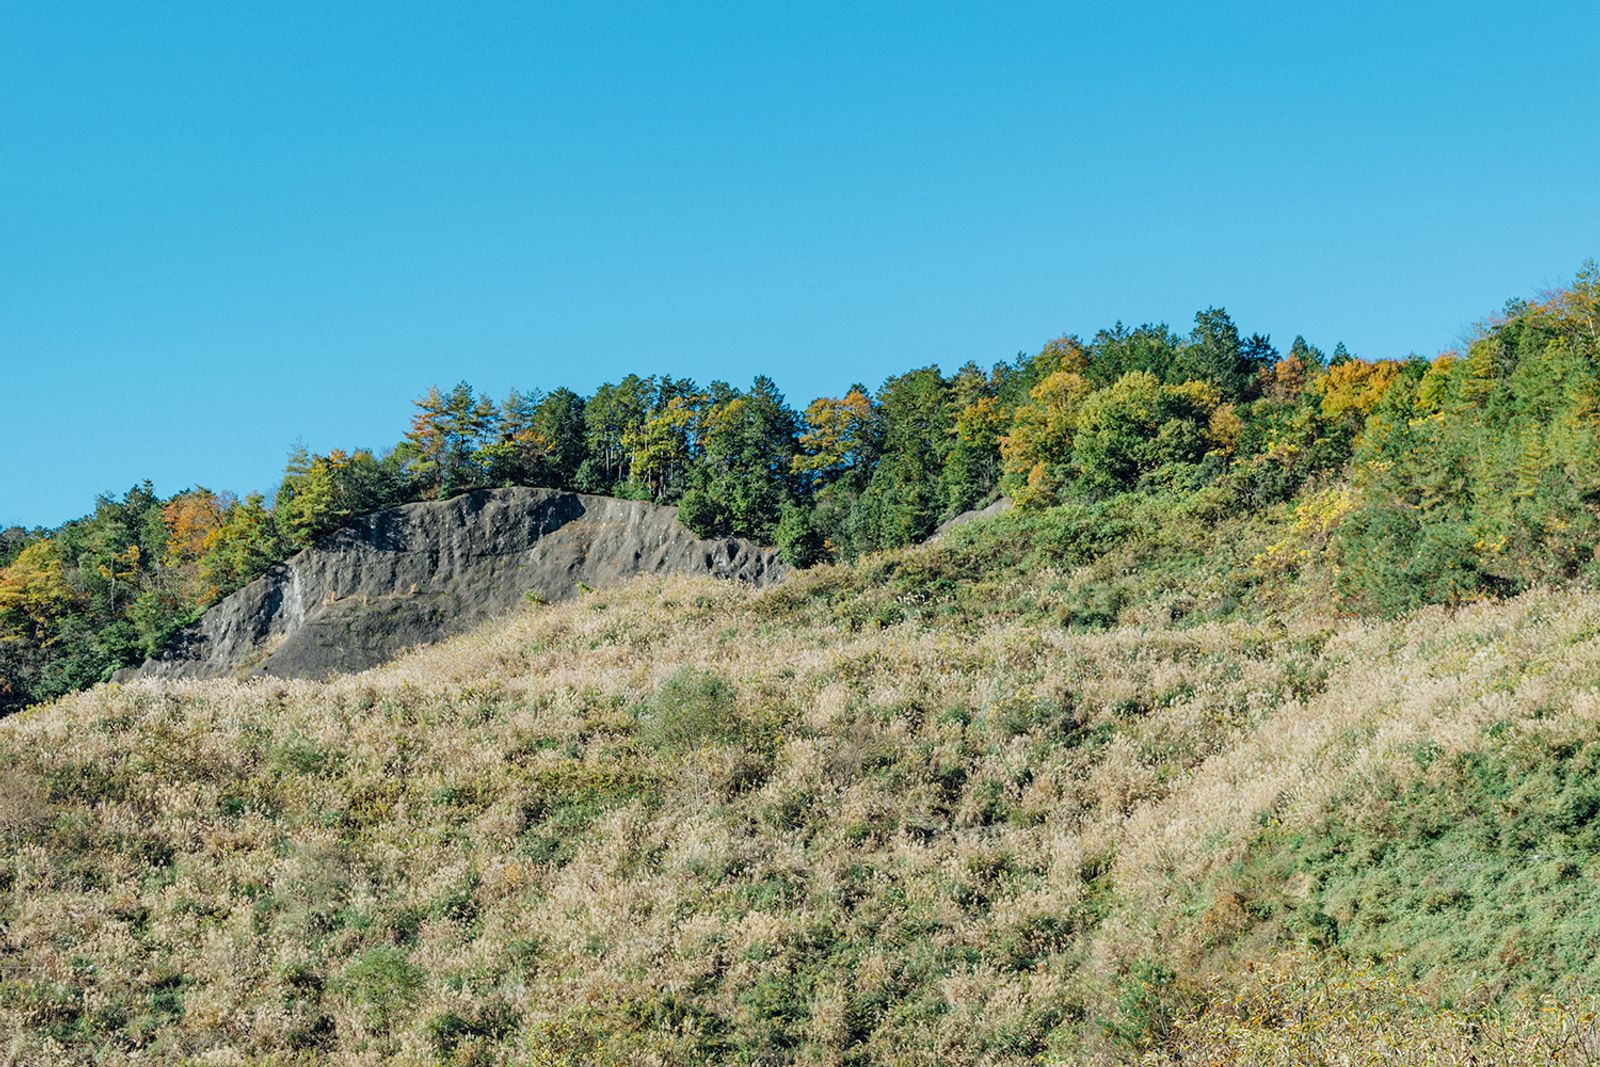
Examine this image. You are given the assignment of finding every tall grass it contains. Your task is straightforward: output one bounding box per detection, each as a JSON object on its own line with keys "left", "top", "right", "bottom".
{"left": 2, "top": 512, "right": 1599, "bottom": 1063}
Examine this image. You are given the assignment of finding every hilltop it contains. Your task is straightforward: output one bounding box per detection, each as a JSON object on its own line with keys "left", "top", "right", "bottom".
{"left": 7, "top": 264, "right": 1599, "bottom": 713}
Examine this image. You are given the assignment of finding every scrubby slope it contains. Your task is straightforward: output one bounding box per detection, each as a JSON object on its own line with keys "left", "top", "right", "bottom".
{"left": 3, "top": 506, "right": 1599, "bottom": 1064}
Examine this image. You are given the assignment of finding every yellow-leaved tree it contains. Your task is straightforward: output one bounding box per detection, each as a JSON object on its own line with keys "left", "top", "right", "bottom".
{"left": 1000, "top": 337, "right": 1093, "bottom": 506}
{"left": 0, "top": 539, "right": 78, "bottom": 642}
{"left": 794, "top": 387, "right": 875, "bottom": 486}
{"left": 161, "top": 489, "right": 228, "bottom": 604}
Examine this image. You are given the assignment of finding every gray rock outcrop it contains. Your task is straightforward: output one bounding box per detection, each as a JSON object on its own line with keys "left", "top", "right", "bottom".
{"left": 121, "top": 487, "right": 782, "bottom": 682}
{"left": 929, "top": 496, "right": 1013, "bottom": 541}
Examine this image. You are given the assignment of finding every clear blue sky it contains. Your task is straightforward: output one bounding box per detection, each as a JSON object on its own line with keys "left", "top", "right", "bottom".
{"left": 4, "top": 2, "right": 1597, "bottom": 529}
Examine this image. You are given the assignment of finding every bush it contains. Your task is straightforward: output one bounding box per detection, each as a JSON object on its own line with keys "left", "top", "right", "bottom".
{"left": 774, "top": 503, "right": 825, "bottom": 567}
{"left": 677, "top": 489, "right": 728, "bottom": 539}
{"left": 1102, "top": 958, "right": 1182, "bottom": 1052}
{"left": 336, "top": 947, "right": 423, "bottom": 1033}
{"left": 640, "top": 667, "right": 742, "bottom": 754}
{"left": 1072, "top": 373, "right": 1222, "bottom": 498}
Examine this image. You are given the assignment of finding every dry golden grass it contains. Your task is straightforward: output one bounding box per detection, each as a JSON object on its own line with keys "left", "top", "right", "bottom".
{"left": 1142, "top": 953, "right": 1600, "bottom": 1067}
{"left": 2, "top": 540, "right": 1599, "bottom": 1064}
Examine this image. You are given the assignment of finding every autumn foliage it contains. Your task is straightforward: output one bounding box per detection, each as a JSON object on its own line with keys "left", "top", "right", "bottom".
{"left": 6, "top": 262, "right": 1600, "bottom": 710}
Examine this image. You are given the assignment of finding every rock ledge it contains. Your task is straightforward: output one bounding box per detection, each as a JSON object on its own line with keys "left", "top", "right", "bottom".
{"left": 122, "top": 487, "right": 782, "bottom": 681}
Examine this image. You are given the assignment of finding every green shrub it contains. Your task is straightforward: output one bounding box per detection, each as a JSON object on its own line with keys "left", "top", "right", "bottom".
{"left": 774, "top": 502, "right": 825, "bottom": 568}
{"left": 640, "top": 667, "right": 741, "bottom": 754}
{"left": 677, "top": 489, "right": 728, "bottom": 538}
{"left": 336, "top": 946, "right": 423, "bottom": 1033}
{"left": 1102, "top": 958, "right": 1182, "bottom": 1052}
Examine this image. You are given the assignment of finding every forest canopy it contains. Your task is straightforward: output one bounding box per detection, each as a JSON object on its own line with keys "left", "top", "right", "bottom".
{"left": 5, "top": 263, "right": 1599, "bottom": 713}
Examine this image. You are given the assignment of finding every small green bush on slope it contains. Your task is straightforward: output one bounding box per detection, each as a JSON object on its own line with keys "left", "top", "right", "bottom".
{"left": 4, "top": 504, "right": 1600, "bottom": 1064}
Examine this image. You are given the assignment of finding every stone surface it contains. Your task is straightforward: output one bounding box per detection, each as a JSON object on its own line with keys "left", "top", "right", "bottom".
{"left": 121, "top": 487, "right": 783, "bottom": 681}
{"left": 929, "top": 496, "right": 1014, "bottom": 541}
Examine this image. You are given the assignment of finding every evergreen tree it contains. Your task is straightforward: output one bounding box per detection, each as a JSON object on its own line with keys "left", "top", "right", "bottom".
{"left": 682, "top": 376, "right": 800, "bottom": 541}
{"left": 851, "top": 367, "right": 951, "bottom": 551}
{"left": 1085, "top": 323, "right": 1182, "bottom": 387}
{"left": 1177, "top": 307, "right": 1258, "bottom": 401}
{"left": 530, "top": 388, "right": 590, "bottom": 489}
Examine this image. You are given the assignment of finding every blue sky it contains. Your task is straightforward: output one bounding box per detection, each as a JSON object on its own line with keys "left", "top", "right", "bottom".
{"left": 3, "top": 1, "right": 1597, "bottom": 528}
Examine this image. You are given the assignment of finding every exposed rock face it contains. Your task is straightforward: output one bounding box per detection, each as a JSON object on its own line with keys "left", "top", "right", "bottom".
{"left": 929, "top": 496, "right": 1013, "bottom": 541}
{"left": 122, "top": 487, "right": 783, "bottom": 681}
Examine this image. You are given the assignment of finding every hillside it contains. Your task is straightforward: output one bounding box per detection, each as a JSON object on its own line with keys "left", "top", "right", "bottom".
{"left": 6, "top": 268, "right": 1600, "bottom": 1063}
{"left": 3, "top": 502, "right": 1599, "bottom": 1065}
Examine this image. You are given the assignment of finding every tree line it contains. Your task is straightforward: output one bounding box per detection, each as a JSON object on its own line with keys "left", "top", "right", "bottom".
{"left": 5, "top": 263, "right": 1600, "bottom": 712}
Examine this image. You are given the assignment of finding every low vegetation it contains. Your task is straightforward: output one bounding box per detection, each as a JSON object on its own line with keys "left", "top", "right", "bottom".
{"left": 5, "top": 492, "right": 1600, "bottom": 1061}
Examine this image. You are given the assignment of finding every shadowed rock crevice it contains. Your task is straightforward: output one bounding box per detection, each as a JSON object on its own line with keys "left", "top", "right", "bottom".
{"left": 122, "top": 487, "right": 782, "bottom": 681}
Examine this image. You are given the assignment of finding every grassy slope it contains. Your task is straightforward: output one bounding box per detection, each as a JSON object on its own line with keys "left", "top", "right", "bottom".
{"left": 2, "top": 497, "right": 1599, "bottom": 1065}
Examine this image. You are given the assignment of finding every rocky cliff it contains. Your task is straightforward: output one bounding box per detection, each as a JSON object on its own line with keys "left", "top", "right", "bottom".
{"left": 122, "top": 487, "right": 782, "bottom": 681}
{"left": 929, "top": 496, "right": 1013, "bottom": 540}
